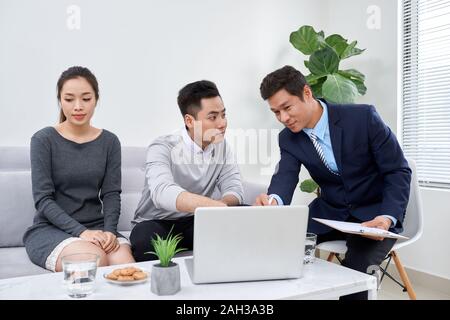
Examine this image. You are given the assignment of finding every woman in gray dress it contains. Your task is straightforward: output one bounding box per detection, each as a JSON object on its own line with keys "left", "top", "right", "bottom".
{"left": 23, "top": 66, "right": 135, "bottom": 272}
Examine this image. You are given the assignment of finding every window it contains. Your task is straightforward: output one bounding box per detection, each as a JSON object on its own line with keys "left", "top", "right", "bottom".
{"left": 402, "top": 0, "right": 450, "bottom": 189}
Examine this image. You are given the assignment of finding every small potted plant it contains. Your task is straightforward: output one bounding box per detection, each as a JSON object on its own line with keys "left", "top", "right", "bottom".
{"left": 146, "top": 227, "right": 186, "bottom": 295}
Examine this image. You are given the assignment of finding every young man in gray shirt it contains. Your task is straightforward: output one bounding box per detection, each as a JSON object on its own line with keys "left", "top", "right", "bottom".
{"left": 130, "top": 80, "right": 244, "bottom": 261}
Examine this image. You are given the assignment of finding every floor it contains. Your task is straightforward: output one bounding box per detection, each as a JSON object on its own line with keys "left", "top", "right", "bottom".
{"left": 318, "top": 252, "right": 450, "bottom": 300}
{"left": 377, "top": 275, "right": 450, "bottom": 300}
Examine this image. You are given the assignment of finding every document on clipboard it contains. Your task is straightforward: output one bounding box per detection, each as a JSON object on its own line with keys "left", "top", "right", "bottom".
{"left": 313, "top": 218, "right": 409, "bottom": 240}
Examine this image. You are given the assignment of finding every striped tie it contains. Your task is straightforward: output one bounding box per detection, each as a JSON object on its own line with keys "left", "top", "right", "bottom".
{"left": 309, "top": 132, "right": 340, "bottom": 176}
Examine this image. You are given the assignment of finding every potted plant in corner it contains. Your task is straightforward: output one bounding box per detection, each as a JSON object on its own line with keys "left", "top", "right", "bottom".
{"left": 146, "top": 227, "right": 186, "bottom": 295}
{"left": 290, "top": 25, "right": 368, "bottom": 196}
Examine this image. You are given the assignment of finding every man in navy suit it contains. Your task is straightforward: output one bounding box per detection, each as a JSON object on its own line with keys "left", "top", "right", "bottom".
{"left": 255, "top": 65, "right": 411, "bottom": 300}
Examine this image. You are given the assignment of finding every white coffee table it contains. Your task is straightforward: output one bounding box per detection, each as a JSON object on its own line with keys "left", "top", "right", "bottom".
{"left": 0, "top": 256, "right": 377, "bottom": 300}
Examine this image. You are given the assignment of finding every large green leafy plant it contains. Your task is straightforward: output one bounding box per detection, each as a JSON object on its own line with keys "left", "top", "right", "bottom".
{"left": 290, "top": 26, "right": 367, "bottom": 195}
{"left": 289, "top": 25, "right": 367, "bottom": 104}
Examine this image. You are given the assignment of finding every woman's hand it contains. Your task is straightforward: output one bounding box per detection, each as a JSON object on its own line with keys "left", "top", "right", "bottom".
{"left": 79, "top": 230, "right": 107, "bottom": 247}
{"left": 102, "top": 231, "right": 120, "bottom": 254}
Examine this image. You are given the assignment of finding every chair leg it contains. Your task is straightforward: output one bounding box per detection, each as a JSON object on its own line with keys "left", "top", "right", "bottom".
{"left": 327, "top": 252, "right": 335, "bottom": 262}
{"left": 391, "top": 251, "right": 417, "bottom": 300}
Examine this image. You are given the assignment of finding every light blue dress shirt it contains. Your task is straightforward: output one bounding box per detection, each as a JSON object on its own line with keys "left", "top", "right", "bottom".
{"left": 270, "top": 100, "right": 397, "bottom": 227}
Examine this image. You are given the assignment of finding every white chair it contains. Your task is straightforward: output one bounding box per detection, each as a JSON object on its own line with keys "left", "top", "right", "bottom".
{"left": 316, "top": 158, "right": 423, "bottom": 300}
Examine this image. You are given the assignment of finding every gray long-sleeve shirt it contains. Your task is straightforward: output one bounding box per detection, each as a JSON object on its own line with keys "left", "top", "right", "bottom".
{"left": 132, "top": 128, "right": 243, "bottom": 223}
{"left": 27, "top": 126, "right": 122, "bottom": 237}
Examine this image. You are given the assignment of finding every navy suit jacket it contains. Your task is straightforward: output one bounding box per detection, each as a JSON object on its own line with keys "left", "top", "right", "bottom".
{"left": 268, "top": 100, "right": 412, "bottom": 234}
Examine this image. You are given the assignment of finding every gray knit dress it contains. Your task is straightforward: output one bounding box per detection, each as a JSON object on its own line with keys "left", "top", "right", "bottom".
{"left": 23, "top": 127, "right": 125, "bottom": 269}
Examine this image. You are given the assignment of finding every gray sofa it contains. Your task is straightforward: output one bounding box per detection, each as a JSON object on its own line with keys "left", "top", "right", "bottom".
{"left": 0, "top": 146, "right": 266, "bottom": 280}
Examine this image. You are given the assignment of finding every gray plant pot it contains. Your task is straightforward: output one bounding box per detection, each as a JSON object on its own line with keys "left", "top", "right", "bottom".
{"left": 151, "top": 262, "right": 180, "bottom": 295}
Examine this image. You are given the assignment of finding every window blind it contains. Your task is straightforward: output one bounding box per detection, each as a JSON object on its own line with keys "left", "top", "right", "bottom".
{"left": 402, "top": 0, "right": 450, "bottom": 189}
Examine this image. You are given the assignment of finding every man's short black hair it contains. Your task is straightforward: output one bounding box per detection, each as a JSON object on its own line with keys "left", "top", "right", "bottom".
{"left": 259, "top": 65, "right": 308, "bottom": 101}
{"left": 177, "top": 80, "right": 221, "bottom": 118}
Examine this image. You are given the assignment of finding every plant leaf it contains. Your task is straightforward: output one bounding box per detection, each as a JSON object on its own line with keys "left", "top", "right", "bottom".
{"left": 309, "top": 77, "right": 326, "bottom": 98}
{"left": 290, "top": 25, "right": 320, "bottom": 55}
{"left": 338, "top": 69, "right": 365, "bottom": 82}
{"left": 317, "top": 30, "right": 328, "bottom": 49}
{"left": 322, "top": 73, "right": 359, "bottom": 104}
{"left": 308, "top": 46, "right": 340, "bottom": 76}
{"left": 299, "top": 179, "right": 319, "bottom": 193}
{"left": 148, "top": 225, "right": 185, "bottom": 267}
{"left": 341, "top": 40, "right": 365, "bottom": 59}
{"left": 351, "top": 79, "right": 367, "bottom": 95}
{"left": 305, "top": 73, "right": 325, "bottom": 85}
{"left": 325, "top": 34, "right": 348, "bottom": 57}
{"left": 304, "top": 60, "right": 310, "bottom": 70}
{"left": 310, "top": 84, "right": 323, "bottom": 98}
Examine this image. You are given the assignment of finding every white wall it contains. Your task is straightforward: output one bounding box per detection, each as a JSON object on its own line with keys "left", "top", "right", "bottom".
{"left": 0, "top": 0, "right": 373, "bottom": 191}
{"left": 0, "top": 0, "right": 326, "bottom": 183}
{"left": 399, "top": 188, "right": 450, "bottom": 280}
{"left": 320, "top": 0, "right": 398, "bottom": 130}
{"left": 1, "top": 0, "right": 449, "bottom": 279}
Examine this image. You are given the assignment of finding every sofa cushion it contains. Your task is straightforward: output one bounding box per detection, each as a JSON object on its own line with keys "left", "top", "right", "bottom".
{"left": 0, "top": 171, "right": 35, "bottom": 247}
{"left": 120, "top": 231, "right": 131, "bottom": 239}
{"left": 117, "top": 147, "right": 146, "bottom": 233}
{"left": 0, "top": 147, "right": 30, "bottom": 170}
{"left": 242, "top": 180, "right": 267, "bottom": 205}
{"left": 122, "top": 168, "right": 145, "bottom": 193}
{"left": 118, "top": 193, "right": 143, "bottom": 232}
{"left": 0, "top": 247, "right": 51, "bottom": 279}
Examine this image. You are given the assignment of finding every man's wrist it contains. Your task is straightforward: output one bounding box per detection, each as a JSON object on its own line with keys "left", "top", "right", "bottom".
{"left": 381, "top": 215, "right": 397, "bottom": 228}
{"left": 269, "top": 194, "right": 284, "bottom": 206}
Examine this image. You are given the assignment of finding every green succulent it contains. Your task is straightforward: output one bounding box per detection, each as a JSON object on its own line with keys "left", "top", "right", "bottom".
{"left": 145, "top": 226, "right": 186, "bottom": 267}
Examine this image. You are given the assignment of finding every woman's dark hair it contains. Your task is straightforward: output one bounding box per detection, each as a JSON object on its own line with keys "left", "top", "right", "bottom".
{"left": 177, "top": 80, "right": 221, "bottom": 118}
{"left": 259, "top": 65, "right": 308, "bottom": 101}
{"left": 57, "top": 66, "right": 99, "bottom": 123}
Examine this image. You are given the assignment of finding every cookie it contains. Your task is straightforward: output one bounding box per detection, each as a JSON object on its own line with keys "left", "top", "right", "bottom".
{"left": 117, "top": 275, "right": 134, "bottom": 281}
{"left": 133, "top": 271, "right": 147, "bottom": 280}
{"left": 106, "top": 273, "right": 119, "bottom": 280}
{"left": 112, "top": 269, "right": 122, "bottom": 277}
{"left": 120, "top": 268, "right": 135, "bottom": 276}
{"left": 107, "top": 266, "right": 147, "bottom": 282}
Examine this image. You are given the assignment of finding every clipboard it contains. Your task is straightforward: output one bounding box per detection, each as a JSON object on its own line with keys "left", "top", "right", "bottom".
{"left": 313, "top": 218, "right": 409, "bottom": 240}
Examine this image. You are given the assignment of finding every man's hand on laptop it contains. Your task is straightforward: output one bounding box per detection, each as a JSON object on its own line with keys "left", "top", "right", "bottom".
{"left": 254, "top": 193, "right": 278, "bottom": 206}
{"left": 361, "top": 216, "right": 392, "bottom": 241}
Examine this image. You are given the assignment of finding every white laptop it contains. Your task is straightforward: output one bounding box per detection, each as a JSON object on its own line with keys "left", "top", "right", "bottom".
{"left": 185, "top": 205, "right": 309, "bottom": 284}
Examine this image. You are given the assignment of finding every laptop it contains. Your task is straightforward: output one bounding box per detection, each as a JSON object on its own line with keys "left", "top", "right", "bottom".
{"left": 185, "top": 205, "right": 309, "bottom": 284}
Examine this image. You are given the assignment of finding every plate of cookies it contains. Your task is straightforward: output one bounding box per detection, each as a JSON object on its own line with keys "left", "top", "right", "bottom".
{"left": 104, "top": 266, "right": 149, "bottom": 285}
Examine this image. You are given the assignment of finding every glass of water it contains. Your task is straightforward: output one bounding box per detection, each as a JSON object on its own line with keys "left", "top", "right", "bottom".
{"left": 304, "top": 233, "right": 317, "bottom": 264}
{"left": 61, "top": 253, "right": 99, "bottom": 298}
